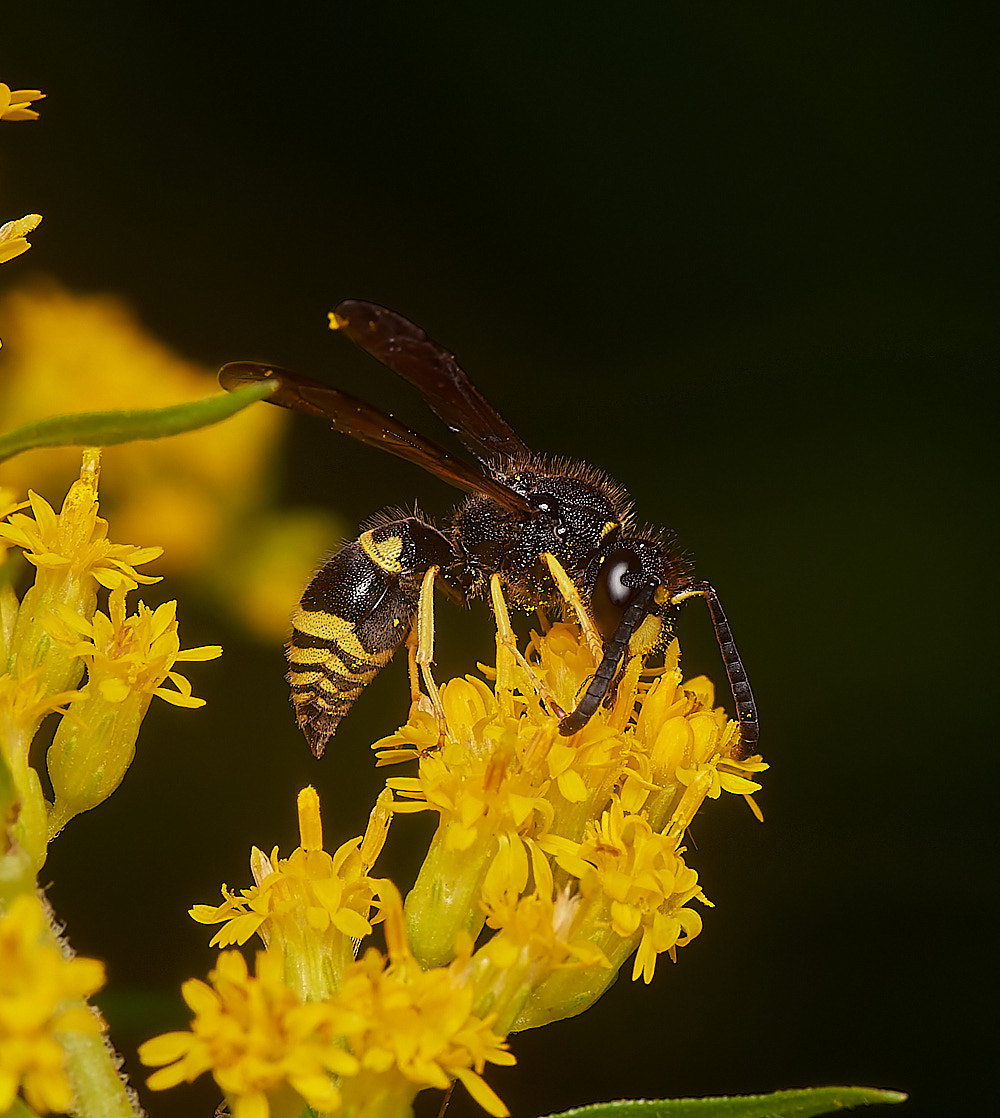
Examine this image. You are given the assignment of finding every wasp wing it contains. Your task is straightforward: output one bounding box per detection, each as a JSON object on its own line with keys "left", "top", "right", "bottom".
{"left": 331, "top": 300, "right": 532, "bottom": 464}
{"left": 219, "top": 362, "right": 535, "bottom": 515}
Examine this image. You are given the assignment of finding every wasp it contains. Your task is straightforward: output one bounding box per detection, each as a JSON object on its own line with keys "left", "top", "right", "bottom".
{"left": 220, "top": 301, "right": 758, "bottom": 760}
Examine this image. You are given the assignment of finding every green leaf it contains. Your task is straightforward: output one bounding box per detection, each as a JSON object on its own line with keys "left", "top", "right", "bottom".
{"left": 0, "top": 380, "right": 277, "bottom": 464}
{"left": 540, "top": 1086, "right": 908, "bottom": 1118}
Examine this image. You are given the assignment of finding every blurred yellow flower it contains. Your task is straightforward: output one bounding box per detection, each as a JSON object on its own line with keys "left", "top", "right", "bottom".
{"left": 140, "top": 948, "right": 358, "bottom": 1118}
{"left": 0, "top": 283, "right": 342, "bottom": 639}
{"left": 0, "top": 214, "right": 42, "bottom": 265}
{"left": 0, "top": 84, "right": 45, "bottom": 122}
{"left": 0, "top": 894, "right": 105, "bottom": 1115}
{"left": 0, "top": 284, "right": 279, "bottom": 564}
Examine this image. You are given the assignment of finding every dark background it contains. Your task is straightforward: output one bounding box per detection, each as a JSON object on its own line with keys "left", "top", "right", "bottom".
{"left": 1, "top": 5, "right": 993, "bottom": 1117}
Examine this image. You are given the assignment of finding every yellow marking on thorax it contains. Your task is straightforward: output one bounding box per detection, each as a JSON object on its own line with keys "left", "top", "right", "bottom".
{"left": 359, "top": 530, "right": 404, "bottom": 573}
{"left": 600, "top": 520, "right": 619, "bottom": 540}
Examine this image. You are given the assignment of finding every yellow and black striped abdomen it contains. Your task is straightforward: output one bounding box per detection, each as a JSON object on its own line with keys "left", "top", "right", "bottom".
{"left": 287, "top": 518, "right": 455, "bottom": 757}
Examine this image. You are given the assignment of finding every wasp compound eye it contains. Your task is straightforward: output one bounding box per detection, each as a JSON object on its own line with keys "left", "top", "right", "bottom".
{"left": 591, "top": 547, "right": 644, "bottom": 640}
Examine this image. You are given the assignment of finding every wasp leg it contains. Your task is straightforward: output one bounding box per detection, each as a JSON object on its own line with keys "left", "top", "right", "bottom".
{"left": 405, "top": 625, "right": 422, "bottom": 711}
{"left": 558, "top": 580, "right": 658, "bottom": 737}
{"left": 541, "top": 551, "right": 604, "bottom": 661}
{"left": 670, "top": 580, "right": 758, "bottom": 759}
{"left": 413, "top": 565, "right": 448, "bottom": 750}
{"left": 489, "top": 574, "right": 567, "bottom": 721}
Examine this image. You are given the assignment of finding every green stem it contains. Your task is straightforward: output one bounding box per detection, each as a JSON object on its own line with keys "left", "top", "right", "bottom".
{"left": 59, "top": 1029, "right": 143, "bottom": 1118}
{"left": 0, "top": 380, "right": 276, "bottom": 464}
{"left": 39, "top": 898, "right": 143, "bottom": 1118}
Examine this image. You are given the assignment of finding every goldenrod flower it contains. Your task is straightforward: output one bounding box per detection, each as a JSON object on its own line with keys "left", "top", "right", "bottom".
{"left": 334, "top": 882, "right": 515, "bottom": 1118}
{"left": 0, "top": 673, "right": 78, "bottom": 741}
{"left": 48, "top": 587, "right": 221, "bottom": 707}
{"left": 145, "top": 882, "right": 514, "bottom": 1118}
{"left": 382, "top": 611, "right": 766, "bottom": 1024}
{"left": 0, "top": 893, "right": 105, "bottom": 1115}
{"left": 0, "top": 485, "right": 21, "bottom": 563}
{"left": 150, "top": 600, "right": 764, "bottom": 1114}
{"left": 380, "top": 624, "right": 641, "bottom": 966}
{"left": 191, "top": 787, "right": 392, "bottom": 1002}
{"left": 45, "top": 587, "right": 222, "bottom": 836}
{"left": 545, "top": 797, "right": 709, "bottom": 985}
{"left": 2, "top": 455, "right": 163, "bottom": 863}
{"left": 0, "top": 84, "right": 45, "bottom": 122}
{"left": 0, "top": 460, "right": 162, "bottom": 594}
{"left": 472, "top": 852, "right": 612, "bottom": 1035}
{"left": 0, "top": 453, "right": 220, "bottom": 865}
{"left": 139, "top": 948, "right": 358, "bottom": 1118}
{"left": 0, "top": 668, "right": 80, "bottom": 867}
{"left": 627, "top": 660, "right": 768, "bottom": 833}
{"left": 0, "top": 214, "right": 42, "bottom": 265}
{"left": 0, "top": 79, "right": 44, "bottom": 347}
{"left": 0, "top": 452, "right": 163, "bottom": 719}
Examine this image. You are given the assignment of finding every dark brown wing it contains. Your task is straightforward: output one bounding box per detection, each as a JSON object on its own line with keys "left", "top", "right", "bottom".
{"left": 331, "top": 300, "right": 532, "bottom": 463}
{"left": 219, "top": 362, "right": 535, "bottom": 515}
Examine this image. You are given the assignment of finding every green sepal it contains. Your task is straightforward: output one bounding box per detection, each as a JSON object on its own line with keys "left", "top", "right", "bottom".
{"left": 405, "top": 824, "right": 493, "bottom": 968}
{"left": 540, "top": 1086, "right": 908, "bottom": 1118}
{"left": 0, "top": 380, "right": 276, "bottom": 464}
{"left": 0, "top": 749, "right": 39, "bottom": 904}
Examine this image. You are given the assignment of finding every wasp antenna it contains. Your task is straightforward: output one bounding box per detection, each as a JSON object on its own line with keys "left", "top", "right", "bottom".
{"left": 673, "top": 580, "right": 758, "bottom": 759}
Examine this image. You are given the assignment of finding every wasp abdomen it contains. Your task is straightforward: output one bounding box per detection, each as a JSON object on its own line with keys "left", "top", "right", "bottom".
{"left": 287, "top": 519, "right": 453, "bottom": 757}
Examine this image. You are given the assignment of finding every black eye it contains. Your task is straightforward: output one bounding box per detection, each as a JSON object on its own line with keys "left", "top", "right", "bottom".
{"left": 591, "top": 547, "right": 644, "bottom": 639}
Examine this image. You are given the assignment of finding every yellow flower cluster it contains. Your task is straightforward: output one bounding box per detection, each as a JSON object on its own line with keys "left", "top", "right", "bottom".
{"left": 147, "top": 584, "right": 766, "bottom": 1118}
{"left": 141, "top": 949, "right": 356, "bottom": 1118}
{"left": 0, "top": 453, "right": 221, "bottom": 861}
{"left": 191, "top": 788, "right": 391, "bottom": 1002}
{"left": 0, "top": 894, "right": 105, "bottom": 1115}
{"left": 147, "top": 790, "right": 513, "bottom": 1118}
{"left": 382, "top": 606, "right": 765, "bottom": 1021}
{"left": 0, "top": 453, "right": 224, "bottom": 1114}
{"left": 0, "top": 82, "right": 45, "bottom": 345}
